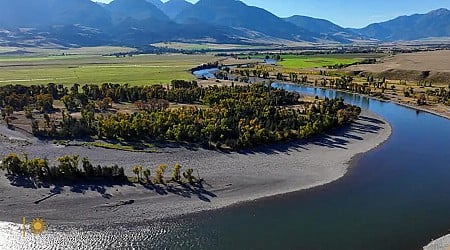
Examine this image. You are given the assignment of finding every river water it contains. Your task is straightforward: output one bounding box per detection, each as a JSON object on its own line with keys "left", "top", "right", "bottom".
{"left": 1, "top": 84, "right": 449, "bottom": 249}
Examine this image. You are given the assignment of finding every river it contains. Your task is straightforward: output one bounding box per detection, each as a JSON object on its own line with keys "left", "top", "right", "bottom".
{"left": 1, "top": 84, "right": 449, "bottom": 249}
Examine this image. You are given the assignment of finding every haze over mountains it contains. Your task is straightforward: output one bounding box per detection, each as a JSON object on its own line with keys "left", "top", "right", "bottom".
{"left": 0, "top": 0, "right": 449, "bottom": 48}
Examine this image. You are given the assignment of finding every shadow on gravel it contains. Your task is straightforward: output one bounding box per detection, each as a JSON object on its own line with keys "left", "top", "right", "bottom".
{"left": 142, "top": 181, "right": 217, "bottom": 202}
{"left": 5, "top": 174, "right": 216, "bottom": 203}
{"left": 5, "top": 175, "right": 135, "bottom": 203}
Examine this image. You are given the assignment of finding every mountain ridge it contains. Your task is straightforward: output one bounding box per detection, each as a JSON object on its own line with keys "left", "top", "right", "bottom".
{"left": 175, "top": 0, "right": 324, "bottom": 42}
{"left": 162, "top": 0, "right": 193, "bottom": 19}
{"left": 354, "top": 8, "right": 450, "bottom": 41}
{"left": 0, "top": 0, "right": 449, "bottom": 47}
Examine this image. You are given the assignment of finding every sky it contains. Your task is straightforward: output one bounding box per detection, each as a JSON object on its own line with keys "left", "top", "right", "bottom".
{"left": 94, "top": 0, "right": 450, "bottom": 28}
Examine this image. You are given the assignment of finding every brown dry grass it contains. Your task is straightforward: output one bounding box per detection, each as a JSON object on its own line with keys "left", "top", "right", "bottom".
{"left": 347, "top": 50, "right": 450, "bottom": 84}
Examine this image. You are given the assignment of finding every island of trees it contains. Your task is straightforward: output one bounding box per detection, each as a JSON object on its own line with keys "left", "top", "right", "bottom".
{"left": 0, "top": 81, "right": 361, "bottom": 150}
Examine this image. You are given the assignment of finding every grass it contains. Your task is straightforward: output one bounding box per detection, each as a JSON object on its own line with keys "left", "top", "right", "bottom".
{"left": 279, "top": 55, "right": 361, "bottom": 69}
{"left": 0, "top": 53, "right": 216, "bottom": 86}
{"left": 0, "top": 46, "right": 136, "bottom": 56}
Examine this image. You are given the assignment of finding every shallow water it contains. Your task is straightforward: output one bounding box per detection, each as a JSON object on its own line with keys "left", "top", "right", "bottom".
{"left": 1, "top": 85, "right": 449, "bottom": 249}
{"left": 192, "top": 68, "right": 219, "bottom": 79}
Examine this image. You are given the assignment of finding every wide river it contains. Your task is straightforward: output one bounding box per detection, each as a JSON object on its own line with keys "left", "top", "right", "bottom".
{"left": 1, "top": 84, "right": 449, "bottom": 249}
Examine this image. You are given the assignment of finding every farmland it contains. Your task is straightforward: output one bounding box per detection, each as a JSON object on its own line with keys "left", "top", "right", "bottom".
{"left": 278, "top": 54, "right": 362, "bottom": 69}
{"left": 0, "top": 53, "right": 216, "bottom": 86}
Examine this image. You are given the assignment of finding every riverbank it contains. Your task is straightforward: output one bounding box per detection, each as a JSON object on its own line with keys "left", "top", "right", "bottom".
{"left": 199, "top": 76, "right": 450, "bottom": 120}
{"left": 277, "top": 81, "right": 450, "bottom": 121}
{"left": 0, "top": 110, "right": 391, "bottom": 226}
{"left": 424, "top": 234, "right": 450, "bottom": 250}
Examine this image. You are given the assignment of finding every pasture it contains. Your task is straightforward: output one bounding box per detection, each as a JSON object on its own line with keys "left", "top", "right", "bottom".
{"left": 0, "top": 53, "right": 216, "bottom": 86}
{"left": 278, "top": 54, "right": 362, "bottom": 69}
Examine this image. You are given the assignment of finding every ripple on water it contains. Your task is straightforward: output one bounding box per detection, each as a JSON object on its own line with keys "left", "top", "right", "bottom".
{"left": 0, "top": 220, "right": 210, "bottom": 249}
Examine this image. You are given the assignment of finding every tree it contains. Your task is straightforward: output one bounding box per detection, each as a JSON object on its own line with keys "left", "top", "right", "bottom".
{"left": 35, "top": 93, "right": 54, "bottom": 112}
{"left": 56, "top": 155, "right": 80, "bottom": 178}
{"left": 1, "top": 153, "right": 23, "bottom": 175}
{"left": 142, "top": 168, "right": 151, "bottom": 183}
{"left": 155, "top": 164, "right": 167, "bottom": 184}
{"left": 172, "top": 164, "right": 182, "bottom": 182}
{"left": 61, "top": 94, "right": 78, "bottom": 111}
{"left": 183, "top": 168, "right": 196, "bottom": 184}
{"left": 82, "top": 157, "right": 94, "bottom": 177}
{"left": 132, "top": 165, "right": 143, "bottom": 182}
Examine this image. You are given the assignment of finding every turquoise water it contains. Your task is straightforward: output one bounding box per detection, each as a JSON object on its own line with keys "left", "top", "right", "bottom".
{"left": 1, "top": 85, "right": 449, "bottom": 249}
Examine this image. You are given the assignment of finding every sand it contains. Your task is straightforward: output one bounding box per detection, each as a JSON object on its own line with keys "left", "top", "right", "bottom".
{"left": 0, "top": 110, "right": 391, "bottom": 226}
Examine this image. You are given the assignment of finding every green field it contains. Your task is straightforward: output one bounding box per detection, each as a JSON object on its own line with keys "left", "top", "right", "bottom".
{"left": 278, "top": 55, "right": 362, "bottom": 69}
{"left": 0, "top": 53, "right": 216, "bottom": 86}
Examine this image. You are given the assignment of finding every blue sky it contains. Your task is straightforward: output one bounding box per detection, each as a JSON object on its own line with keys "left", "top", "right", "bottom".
{"left": 94, "top": 0, "right": 450, "bottom": 28}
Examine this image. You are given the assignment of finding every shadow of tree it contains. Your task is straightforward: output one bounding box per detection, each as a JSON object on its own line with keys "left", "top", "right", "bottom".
{"left": 6, "top": 175, "right": 39, "bottom": 189}
{"left": 5, "top": 174, "right": 216, "bottom": 203}
{"left": 4, "top": 175, "right": 136, "bottom": 203}
{"left": 142, "top": 181, "right": 217, "bottom": 202}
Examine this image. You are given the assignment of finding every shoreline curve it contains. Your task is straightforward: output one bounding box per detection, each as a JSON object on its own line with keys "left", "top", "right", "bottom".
{"left": 0, "top": 110, "right": 392, "bottom": 226}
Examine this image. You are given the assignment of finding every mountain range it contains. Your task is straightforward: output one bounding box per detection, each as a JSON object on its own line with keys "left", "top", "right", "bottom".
{"left": 0, "top": 0, "right": 449, "bottom": 48}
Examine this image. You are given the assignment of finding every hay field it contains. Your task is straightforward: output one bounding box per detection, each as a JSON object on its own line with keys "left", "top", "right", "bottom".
{"left": 0, "top": 53, "right": 216, "bottom": 86}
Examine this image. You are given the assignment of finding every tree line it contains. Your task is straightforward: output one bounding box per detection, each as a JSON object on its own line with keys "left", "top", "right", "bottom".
{"left": 0, "top": 153, "right": 200, "bottom": 185}
{"left": 1, "top": 153, "right": 126, "bottom": 183}
{"left": 310, "top": 75, "right": 450, "bottom": 106}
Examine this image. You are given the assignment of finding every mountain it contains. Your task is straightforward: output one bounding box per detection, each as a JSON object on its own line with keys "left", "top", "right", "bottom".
{"left": 354, "top": 8, "right": 450, "bottom": 41}
{"left": 104, "top": 0, "right": 238, "bottom": 45}
{"left": 162, "top": 0, "right": 194, "bottom": 19}
{"left": 175, "top": 0, "right": 321, "bottom": 42}
{"left": 0, "top": 0, "right": 111, "bottom": 29}
{"left": 284, "top": 15, "right": 361, "bottom": 41}
{"left": 146, "top": 0, "right": 164, "bottom": 10}
{"left": 106, "top": 0, "right": 169, "bottom": 23}
{"left": 0, "top": 0, "right": 449, "bottom": 47}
